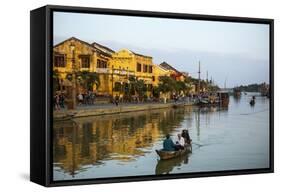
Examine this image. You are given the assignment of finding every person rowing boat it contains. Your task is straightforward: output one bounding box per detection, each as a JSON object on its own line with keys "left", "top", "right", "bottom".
{"left": 163, "top": 134, "right": 176, "bottom": 151}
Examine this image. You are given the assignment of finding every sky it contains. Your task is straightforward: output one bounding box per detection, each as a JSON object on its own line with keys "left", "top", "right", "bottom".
{"left": 53, "top": 12, "right": 270, "bottom": 88}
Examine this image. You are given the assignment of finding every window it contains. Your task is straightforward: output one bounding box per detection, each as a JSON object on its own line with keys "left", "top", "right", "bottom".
{"left": 149, "top": 66, "right": 153, "bottom": 73}
{"left": 54, "top": 55, "right": 65, "bottom": 67}
{"left": 80, "top": 55, "right": 90, "bottom": 68}
{"left": 97, "top": 59, "right": 108, "bottom": 68}
{"left": 137, "top": 63, "right": 142, "bottom": 72}
{"left": 143, "top": 64, "right": 148, "bottom": 73}
{"left": 152, "top": 76, "right": 155, "bottom": 81}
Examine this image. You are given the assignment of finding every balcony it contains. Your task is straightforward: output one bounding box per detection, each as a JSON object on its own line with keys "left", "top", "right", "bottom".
{"left": 96, "top": 68, "right": 110, "bottom": 73}
{"left": 96, "top": 68, "right": 135, "bottom": 76}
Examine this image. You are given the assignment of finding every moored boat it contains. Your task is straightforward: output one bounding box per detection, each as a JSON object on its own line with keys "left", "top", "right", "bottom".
{"left": 233, "top": 88, "right": 241, "bottom": 97}
{"left": 217, "top": 91, "right": 229, "bottom": 107}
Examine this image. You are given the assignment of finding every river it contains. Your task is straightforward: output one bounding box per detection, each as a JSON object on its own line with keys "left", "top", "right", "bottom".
{"left": 53, "top": 93, "right": 270, "bottom": 180}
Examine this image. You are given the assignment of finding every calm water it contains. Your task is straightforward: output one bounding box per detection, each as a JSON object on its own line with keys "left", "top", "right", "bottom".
{"left": 53, "top": 93, "right": 270, "bottom": 180}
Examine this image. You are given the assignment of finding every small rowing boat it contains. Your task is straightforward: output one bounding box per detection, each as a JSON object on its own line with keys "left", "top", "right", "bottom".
{"left": 156, "top": 144, "right": 192, "bottom": 160}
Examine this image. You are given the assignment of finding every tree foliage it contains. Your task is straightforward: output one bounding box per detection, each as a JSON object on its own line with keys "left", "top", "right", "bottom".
{"left": 66, "top": 71, "right": 100, "bottom": 91}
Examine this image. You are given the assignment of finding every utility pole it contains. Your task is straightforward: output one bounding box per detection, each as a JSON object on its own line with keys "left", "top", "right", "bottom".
{"left": 198, "top": 61, "right": 201, "bottom": 93}
{"left": 206, "top": 70, "right": 208, "bottom": 83}
{"left": 111, "top": 65, "right": 114, "bottom": 99}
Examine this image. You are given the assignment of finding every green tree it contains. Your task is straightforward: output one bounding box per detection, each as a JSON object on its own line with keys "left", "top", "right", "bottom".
{"left": 175, "top": 81, "right": 187, "bottom": 93}
{"left": 76, "top": 71, "right": 100, "bottom": 91}
{"left": 157, "top": 76, "right": 176, "bottom": 93}
{"left": 135, "top": 79, "right": 147, "bottom": 97}
{"left": 128, "top": 76, "right": 137, "bottom": 95}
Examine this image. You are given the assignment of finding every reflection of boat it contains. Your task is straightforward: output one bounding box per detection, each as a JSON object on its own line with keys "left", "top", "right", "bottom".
{"left": 155, "top": 153, "right": 190, "bottom": 175}
{"left": 155, "top": 145, "right": 191, "bottom": 160}
{"left": 197, "top": 100, "right": 220, "bottom": 107}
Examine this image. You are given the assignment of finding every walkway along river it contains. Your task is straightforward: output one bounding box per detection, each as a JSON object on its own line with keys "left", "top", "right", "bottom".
{"left": 53, "top": 93, "right": 270, "bottom": 180}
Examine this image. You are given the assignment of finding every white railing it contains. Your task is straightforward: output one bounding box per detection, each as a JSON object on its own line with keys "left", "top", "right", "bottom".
{"left": 96, "top": 68, "right": 135, "bottom": 75}
{"left": 96, "top": 68, "right": 110, "bottom": 73}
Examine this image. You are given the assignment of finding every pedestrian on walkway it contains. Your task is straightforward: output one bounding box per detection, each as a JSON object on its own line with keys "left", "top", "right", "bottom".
{"left": 78, "top": 93, "right": 83, "bottom": 105}
{"left": 59, "top": 93, "right": 65, "bottom": 108}
{"left": 54, "top": 93, "right": 60, "bottom": 110}
{"left": 114, "top": 95, "right": 119, "bottom": 106}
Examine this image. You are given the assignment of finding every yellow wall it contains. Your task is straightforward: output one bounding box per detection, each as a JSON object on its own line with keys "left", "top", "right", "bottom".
{"left": 53, "top": 37, "right": 111, "bottom": 95}
{"left": 110, "top": 49, "right": 156, "bottom": 97}
{"left": 152, "top": 65, "right": 170, "bottom": 86}
{"left": 53, "top": 38, "right": 96, "bottom": 78}
{"left": 53, "top": 37, "right": 188, "bottom": 98}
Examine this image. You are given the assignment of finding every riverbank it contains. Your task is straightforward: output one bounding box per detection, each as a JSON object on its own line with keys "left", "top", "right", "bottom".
{"left": 53, "top": 102, "right": 194, "bottom": 120}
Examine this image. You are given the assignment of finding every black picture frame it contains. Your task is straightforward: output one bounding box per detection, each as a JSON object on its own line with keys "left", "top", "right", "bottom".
{"left": 30, "top": 5, "right": 274, "bottom": 187}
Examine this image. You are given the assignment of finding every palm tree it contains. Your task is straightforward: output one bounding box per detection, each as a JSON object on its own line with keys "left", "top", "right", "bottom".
{"left": 87, "top": 72, "right": 100, "bottom": 91}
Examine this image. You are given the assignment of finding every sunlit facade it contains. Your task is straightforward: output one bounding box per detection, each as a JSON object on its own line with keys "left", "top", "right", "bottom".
{"left": 53, "top": 37, "right": 188, "bottom": 98}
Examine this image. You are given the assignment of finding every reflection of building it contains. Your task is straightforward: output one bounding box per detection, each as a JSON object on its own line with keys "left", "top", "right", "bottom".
{"left": 53, "top": 108, "right": 190, "bottom": 177}
{"left": 53, "top": 37, "right": 188, "bottom": 97}
{"left": 53, "top": 112, "right": 161, "bottom": 175}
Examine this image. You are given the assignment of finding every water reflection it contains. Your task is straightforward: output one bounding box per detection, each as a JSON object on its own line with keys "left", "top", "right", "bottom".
{"left": 53, "top": 107, "right": 192, "bottom": 177}
{"left": 155, "top": 153, "right": 191, "bottom": 175}
{"left": 53, "top": 93, "right": 269, "bottom": 180}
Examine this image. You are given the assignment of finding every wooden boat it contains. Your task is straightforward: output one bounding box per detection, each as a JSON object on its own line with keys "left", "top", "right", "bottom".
{"left": 156, "top": 144, "right": 191, "bottom": 160}
{"left": 195, "top": 92, "right": 229, "bottom": 108}
{"left": 217, "top": 91, "right": 229, "bottom": 107}
{"left": 233, "top": 88, "right": 241, "bottom": 97}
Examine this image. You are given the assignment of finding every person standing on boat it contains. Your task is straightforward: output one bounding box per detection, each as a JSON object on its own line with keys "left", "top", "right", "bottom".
{"left": 175, "top": 134, "right": 185, "bottom": 150}
{"left": 182, "top": 130, "right": 192, "bottom": 144}
{"left": 163, "top": 134, "right": 176, "bottom": 151}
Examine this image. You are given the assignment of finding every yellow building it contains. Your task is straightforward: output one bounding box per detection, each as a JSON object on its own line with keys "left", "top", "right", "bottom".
{"left": 110, "top": 49, "right": 164, "bottom": 98}
{"left": 53, "top": 37, "right": 113, "bottom": 95}
{"left": 53, "top": 37, "right": 174, "bottom": 99}
{"left": 160, "top": 61, "right": 185, "bottom": 82}
{"left": 152, "top": 64, "right": 170, "bottom": 87}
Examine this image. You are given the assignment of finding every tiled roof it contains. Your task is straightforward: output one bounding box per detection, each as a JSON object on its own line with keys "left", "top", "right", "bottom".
{"left": 160, "top": 61, "right": 181, "bottom": 74}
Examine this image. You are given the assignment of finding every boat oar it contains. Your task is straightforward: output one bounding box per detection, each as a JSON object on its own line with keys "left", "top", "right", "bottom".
{"left": 191, "top": 142, "right": 204, "bottom": 147}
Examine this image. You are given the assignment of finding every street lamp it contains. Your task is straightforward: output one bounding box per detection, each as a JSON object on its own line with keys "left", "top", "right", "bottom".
{"left": 68, "top": 41, "right": 77, "bottom": 109}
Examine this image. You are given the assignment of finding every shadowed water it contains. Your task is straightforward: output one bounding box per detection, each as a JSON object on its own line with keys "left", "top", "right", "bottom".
{"left": 53, "top": 93, "right": 270, "bottom": 180}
